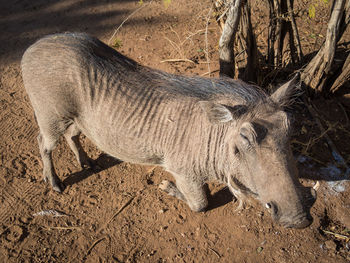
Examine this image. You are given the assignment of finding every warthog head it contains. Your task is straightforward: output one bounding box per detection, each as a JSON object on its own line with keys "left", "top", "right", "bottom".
{"left": 202, "top": 74, "right": 315, "bottom": 228}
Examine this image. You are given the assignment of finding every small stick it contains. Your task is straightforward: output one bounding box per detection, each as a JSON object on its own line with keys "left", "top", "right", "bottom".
{"left": 322, "top": 230, "right": 350, "bottom": 241}
{"left": 299, "top": 152, "right": 327, "bottom": 166}
{"left": 45, "top": 226, "right": 81, "bottom": 231}
{"left": 97, "top": 196, "right": 135, "bottom": 233}
{"left": 182, "top": 28, "right": 216, "bottom": 44}
{"left": 201, "top": 69, "right": 220, "bottom": 76}
{"left": 160, "top": 59, "right": 195, "bottom": 64}
{"left": 108, "top": 1, "right": 152, "bottom": 45}
{"left": 305, "top": 123, "right": 336, "bottom": 153}
{"left": 106, "top": 196, "right": 135, "bottom": 226}
{"left": 164, "top": 36, "right": 183, "bottom": 57}
{"left": 209, "top": 247, "right": 221, "bottom": 258}
{"left": 84, "top": 237, "right": 106, "bottom": 259}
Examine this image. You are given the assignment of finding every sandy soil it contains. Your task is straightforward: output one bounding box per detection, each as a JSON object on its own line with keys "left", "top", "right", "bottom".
{"left": 0, "top": 0, "right": 349, "bottom": 262}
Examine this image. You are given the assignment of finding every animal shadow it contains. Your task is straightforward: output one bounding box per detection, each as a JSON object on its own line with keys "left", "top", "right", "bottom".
{"left": 206, "top": 185, "right": 235, "bottom": 211}
{"left": 63, "top": 154, "right": 121, "bottom": 187}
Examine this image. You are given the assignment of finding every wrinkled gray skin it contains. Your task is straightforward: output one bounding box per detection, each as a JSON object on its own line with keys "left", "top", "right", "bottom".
{"left": 21, "top": 33, "right": 314, "bottom": 229}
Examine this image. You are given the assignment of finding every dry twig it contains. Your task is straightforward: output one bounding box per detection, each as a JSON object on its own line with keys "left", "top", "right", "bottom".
{"left": 322, "top": 230, "right": 350, "bottom": 241}
{"left": 106, "top": 196, "right": 135, "bottom": 226}
{"left": 97, "top": 196, "right": 135, "bottom": 233}
{"left": 209, "top": 247, "right": 221, "bottom": 258}
{"left": 160, "top": 58, "right": 196, "bottom": 64}
{"left": 45, "top": 226, "right": 81, "bottom": 231}
{"left": 108, "top": 1, "right": 152, "bottom": 45}
{"left": 84, "top": 237, "right": 106, "bottom": 260}
{"left": 201, "top": 69, "right": 220, "bottom": 76}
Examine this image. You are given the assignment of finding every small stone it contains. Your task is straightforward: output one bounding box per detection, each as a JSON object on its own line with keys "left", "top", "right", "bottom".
{"left": 160, "top": 226, "right": 168, "bottom": 232}
{"left": 257, "top": 247, "right": 263, "bottom": 253}
{"left": 324, "top": 240, "right": 337, "bottom": 251}
{"left": 113, "top": 254, "right": 125, "bottom": 262}
{"left": 335, "top": 206, "right": 350, "bottom": 229}
{"left": 159, "top": 209, "right": 166, "bottom": 214}
{"left": 19, "top": 217, "right": 29, "bottom": 224}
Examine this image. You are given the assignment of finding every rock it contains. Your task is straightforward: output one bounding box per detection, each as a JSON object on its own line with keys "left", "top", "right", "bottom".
{"left": 19, "top": 217, "right": 29, "bottom": 224}
{"left": 335, "top": 206, "right": 350, "bottom": 229}
{"left": 324, "top": 240, "right": 337, "bottom": 251}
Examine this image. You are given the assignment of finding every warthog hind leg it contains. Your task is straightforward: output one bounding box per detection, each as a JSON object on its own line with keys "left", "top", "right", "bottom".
{"left": 37, "top": 133, "right": 65, "bottom": 192}
{"left": 64, "top": 123, "right": 95, "bottom": 169}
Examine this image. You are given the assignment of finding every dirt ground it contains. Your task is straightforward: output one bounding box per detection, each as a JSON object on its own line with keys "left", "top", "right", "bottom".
{"left": 0, "top": 0, "right": 350, "bottom": 262}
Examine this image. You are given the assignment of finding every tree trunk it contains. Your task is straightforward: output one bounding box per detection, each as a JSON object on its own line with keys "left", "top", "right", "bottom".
{"left": 287, "top": 0, "right": 303, "bottom": 62}
{"left": 301, "top": 0, "right": 347, "bottom": 93}
{"left": 330, "top": 53, "right": 350, "bottom": 93}
{"left": 214, "top": 0, "right": 349, "bottom": 94}
{"left": 330, "top": 0, "right": 350, "bottom": 93}
{"left": 235, "top": 0, "right": 258, "bottom": 83}
{"left": 218, "top": 0, "right": 243, "bottom": 78}
{"left": 267, "top": 0, "right": 302, "bottom": 68}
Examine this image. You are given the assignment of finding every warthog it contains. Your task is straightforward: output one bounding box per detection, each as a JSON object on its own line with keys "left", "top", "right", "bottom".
{"left": 21, "top": 33, "right": 314, "bottom": 228}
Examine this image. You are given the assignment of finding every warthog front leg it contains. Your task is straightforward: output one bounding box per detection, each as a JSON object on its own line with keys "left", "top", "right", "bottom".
{"left": 159, "top": 177, "right": 208, "bottom": 212}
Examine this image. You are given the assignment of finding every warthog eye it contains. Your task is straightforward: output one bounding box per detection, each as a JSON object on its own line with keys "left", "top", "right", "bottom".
{"left": 234, "top": 146, "right": 239, "bottom": 155}
{"left": 265, "top": 202, "right": 279, "bottom": 219}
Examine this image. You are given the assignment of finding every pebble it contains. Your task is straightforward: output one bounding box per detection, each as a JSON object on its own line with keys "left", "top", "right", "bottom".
{"left": 19, "top": 217, "right": 29, "bottom": 224}
{"left": 324, "top": 240, "right": 337, "bottom": 251}
{"left": 160, "top": 226, "right": 168, "bottom": 232}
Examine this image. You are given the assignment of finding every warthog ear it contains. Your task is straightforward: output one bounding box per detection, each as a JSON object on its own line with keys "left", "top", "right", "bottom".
{"left": 270, "top": 73, "right": 301, "bottom": 106}
{"left": 199, "top": 101, "right": 247, "bottom": 124}
{"left": 199, "top": 101, "right": 233, "bottom": 123}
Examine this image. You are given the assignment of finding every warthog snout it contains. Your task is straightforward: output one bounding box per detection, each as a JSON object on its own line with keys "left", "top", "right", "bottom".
{"left": 267, "top": 201, "right": 312, "bottom": 229}
{"left": 265, "top": 185, "right": 316, "bottom": 229}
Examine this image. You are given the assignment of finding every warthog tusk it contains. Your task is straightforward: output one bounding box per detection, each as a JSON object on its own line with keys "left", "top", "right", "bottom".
{"left": 313, "top": 181, "right": 320, "bottom": 191}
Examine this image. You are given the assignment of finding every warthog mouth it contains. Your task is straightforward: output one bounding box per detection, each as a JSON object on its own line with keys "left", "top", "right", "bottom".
{"left": 279, "top": 213, "right": 313, "bottom": 229}
{"left": 281, "top": 217, "right": 312, "bottom": 229}
{"left": 278, "top": 186, "right": 316, "bottom": 229}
